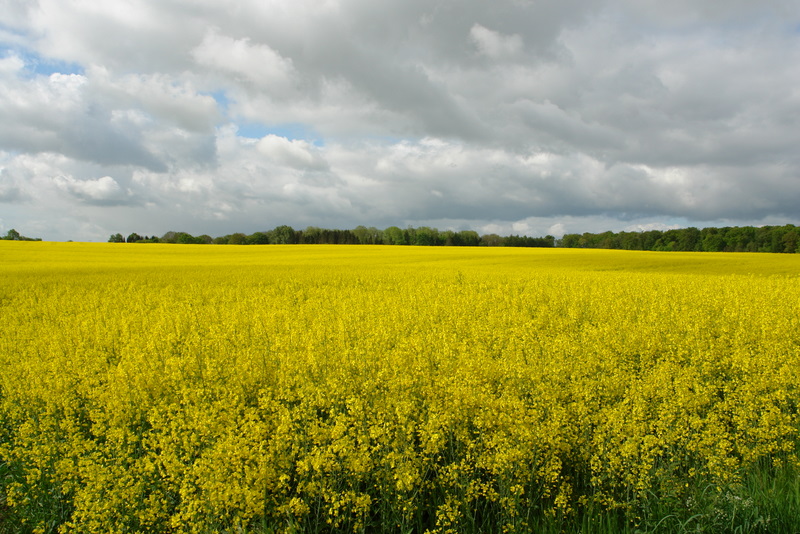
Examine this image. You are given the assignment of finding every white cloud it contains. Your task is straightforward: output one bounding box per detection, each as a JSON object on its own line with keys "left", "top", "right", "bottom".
{"left": 0, "top": 53, "right": 25, "bottom": 74}
{"left": 192, "top": 29, "right": 296, "bottom": 95}
{"left": 548, "top": 222, "right": 567, "bottom": 237}
{"left": 0, "top": 166, "right": 25, "bottom": 202}
{"left": 256, "top": 135, "right": 327, "bottom": 170}
{"left": 53, "top": 175, "right": 128, "bottom": 204}
{"left": 89, "top": 67, "right": 220, "bottom": 133}
{"left": 470, "top": 24, "right": 523, "bottom": 58}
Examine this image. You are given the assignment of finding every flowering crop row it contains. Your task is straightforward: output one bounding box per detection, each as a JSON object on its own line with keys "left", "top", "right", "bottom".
{"left": 1, "top": 242, "right": 799, "bottom": 533}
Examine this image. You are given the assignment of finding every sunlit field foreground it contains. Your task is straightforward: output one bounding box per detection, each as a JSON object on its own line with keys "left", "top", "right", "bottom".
{"left": 2, "top": 243, "right": 800, "bottom": 533}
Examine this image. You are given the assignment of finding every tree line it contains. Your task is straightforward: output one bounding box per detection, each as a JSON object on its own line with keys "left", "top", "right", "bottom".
{"left": 559, "top": 224, "right": 800, "bottom": 253}
{"left": 1, "top": 229, "right": 41, "bottom": 241}
{"left": 109, "top": 225, "right": 556, "bottom": 248}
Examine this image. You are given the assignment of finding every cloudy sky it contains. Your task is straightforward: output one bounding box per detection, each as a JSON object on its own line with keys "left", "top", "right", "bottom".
{"left": 1, "top": 0, "right": 799, "bottom": 241}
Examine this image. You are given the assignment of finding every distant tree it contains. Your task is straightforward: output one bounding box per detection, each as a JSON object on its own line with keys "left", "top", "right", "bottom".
{"left": 727, "top": 226, "right": 755, "bottom": 252}
{"left": 677, "top": 227, "right": 701, "bottom": 251}
{"left": 502, "top": 234, "right": 553, "bottom": 247}
{"left": 457, "top": 230, "right": 480, "bottom": 247}
{"left": 782, "top": 228, "right": 799, "bottom": 253}
{"left": 247, "top": 232, "right": 269, "bottom": 245}
{"left": 4, "top": 228, "right": 21, "bottom": 241}
{"left": 302, "top": 226, "right": 322, "bottom": 244}
{"left": 352, "top": 225, "right": 371, "bottom": 244}
{"left": 109, "top": 223, "right": 800, "bottom": 252}
{"left": 701, "top": 228, "right": 725, "bottom": 252}
{"left": 579, "top": 232, "right": 595, "bottom": 248}
{"left": 228, "top": 233, "right": 247, "bottom": 245}
{"left": 525, "top": 225, "right": 798, "bottom": 253}
{"left": 161, "top": 231, "right": 178, "bottom": 244}
{"left": 341, "top": 229, "right": 359, "bottom": 244}
{"left": 503, "top": 235, "right": 525, "bottom": 247}
{"left": 617, "top": 232, "right": 642, "bottom": 250}
{"left": 480, "top": 234, "right": 503, "bottom": 247}
{"left": 352, "top": 225, "right": 383, "bottom": 244}
{"left": 652, "top": 237, "right": 674, "bottom": 251}
{"left": 316, "top": 229, "right": 357, "bottom": 244}
{"left": 413, "top": 226, "right": 438, "bottom": 246}
{"left": 594, "top": 231, "right": 618, "bottom": 249}
{"left": 383, "top": 226, "right": 407, "bottom": 245}
{"left": 367, "top": 226, "right": 383, "bottom": 244}
{"left": 175, "top": 232, "right": 196, "bottom": 244}
{"left": 270, "top": 225, "right": 297, "bottom": 244}
{"left": 755, "top": 226, "right": 774, "bottom": 252}
{"left": 557, "top": 234, "right": 574, "bottom": 247}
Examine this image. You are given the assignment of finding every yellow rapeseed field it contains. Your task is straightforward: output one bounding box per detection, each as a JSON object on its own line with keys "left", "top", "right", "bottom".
{"left": 1, "top": 242, "right": 799, "bottom": 533}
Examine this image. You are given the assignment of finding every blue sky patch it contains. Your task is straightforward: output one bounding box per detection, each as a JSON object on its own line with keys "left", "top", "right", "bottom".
{"left": 207, "top": 90, "right": 323, "bottom": 145}
{"left": 209, "top": 90, "right": 230, "bottom": 111}
{"left": 236, "top": 122, "right": 323, "bottom": 146}
{"left": 1, "top": 44, "right": 84, "bottom": 77}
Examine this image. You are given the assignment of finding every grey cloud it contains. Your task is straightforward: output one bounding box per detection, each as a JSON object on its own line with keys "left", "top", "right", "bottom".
{"left": 0, "top": 113, "right": 167, "bottom": 171}
{"left": 53, "top": 174, "right": 135, "bottom": 206}
{"left": 191, "top": 1, "right": 595, "bottom": 140}
{"left": 0, "top": 72, "right": 168, "bottom": 170}
{"left": 67, "top": 115, "right": 167, "bottom": 171}
{"left": 616, "top": 0, "right": 799, "bottom": 27}
{"left": 0, "top": 167, "right": 26, "bottom": 202}
{"left": 515, "top": 99, "right": 625, "bottom": 153}
{"left": 335, "top": 54, "right": 485, "bottom": 141}
{"left": 88, "top": 68, "right": 222, "bottom": 133}
{"left": 143, "top": 129, "right": 217, "bottom": 170}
